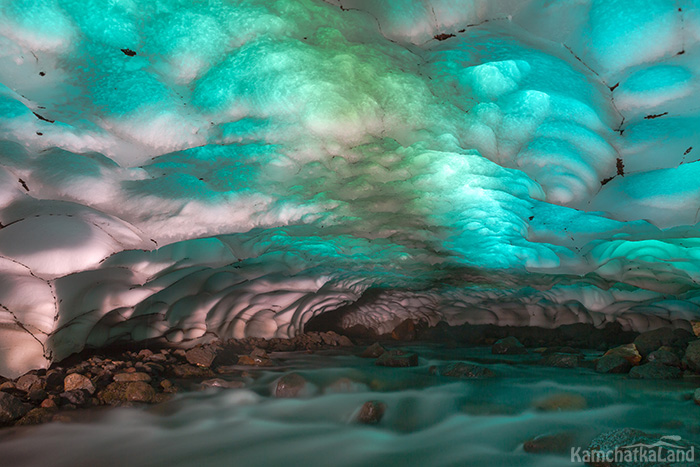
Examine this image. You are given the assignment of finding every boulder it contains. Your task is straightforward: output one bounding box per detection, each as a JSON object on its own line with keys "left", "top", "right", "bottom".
{"left": 647, "top": 348, "right": 681, "bottom": 367}
{"left": 634, "top": 327, "right": 686, "bottom": 357}
{"left": 99, "top": 381, "right": 155, "bottom": 405}
{"left": 441, "top": 362, "right": 495, "bottom": 378}
{"left": 59, "top": 389, "right": 90, "bottom": 406}
{"left": 125, "top": 382, "right": 156, "bottom": 402}
{"left": 391, "top": 319, "right": 416, "bottom": 341}
{"left": 185, "top": 347, "right": 217, "bottom": 368}
{"left": 360, "top": 343, "right": 386, "bottom": 358}
{"left": 375, "top": 349, "right": 419, "bottom": 367}
{"left": 595, "top": 354, "right": 632, "bottom": 374}
{"left": 0, "top": 392, "right": 28, "bottom": 424}
{"left": 541, "top": 353, "right": 580, "bottom": 368}
{"left": 356, "top": 401, "right": 386, "bottom": 424}
{"left": 15, "top": 408, "right": 57, "bottom": 426}
{"left": 114, "top": 372, "right": 151, "bottom": 382}
{"left": 603, "top": 344, "right": 641, "bottom": 366}
{"left": 15, "top": 374, "right": 42, "bottom": 392}
{"left": 684, "top": 339, "right": 700, "bottom": 372}
{"left": 274, "top": 373, "right": 308, "bottom": 398}
{"left": 534, "top": 393, "right": 587, "bottom": 412}
{"left": 629, "top": 362, "right": 681, "bottom": 380}
{"left": 63, "top": 373, "right": 95, "bottom": 394}
{"left": 491, "top": 336, "right": 527, "bottom": 355}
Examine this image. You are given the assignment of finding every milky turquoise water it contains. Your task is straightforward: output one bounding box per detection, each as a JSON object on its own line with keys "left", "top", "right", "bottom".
{"left": 2, "top": 346, "right": 699, "bottom": 467}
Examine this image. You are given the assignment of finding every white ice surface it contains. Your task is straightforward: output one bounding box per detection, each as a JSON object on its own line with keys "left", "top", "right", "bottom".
{"left": 0, "top": 0, "right": 700, "bottom": 376}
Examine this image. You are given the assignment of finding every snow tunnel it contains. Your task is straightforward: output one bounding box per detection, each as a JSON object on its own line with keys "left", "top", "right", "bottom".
{"left": 0, "top": 0, "right": 699, "bottom": 380}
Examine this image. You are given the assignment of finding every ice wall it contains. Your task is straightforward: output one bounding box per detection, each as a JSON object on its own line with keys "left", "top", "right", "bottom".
{"left": 1, "top": 0, "right": 700, "bottom": 376}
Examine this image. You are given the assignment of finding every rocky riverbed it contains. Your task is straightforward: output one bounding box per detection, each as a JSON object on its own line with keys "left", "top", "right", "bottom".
{"left": 2, "top": 326, "right": 700, "bottom": 466}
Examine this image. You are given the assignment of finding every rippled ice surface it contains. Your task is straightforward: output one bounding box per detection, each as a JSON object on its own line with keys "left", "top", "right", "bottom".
{"left": 2, "top": 345, "right": 700, "bottom": 467}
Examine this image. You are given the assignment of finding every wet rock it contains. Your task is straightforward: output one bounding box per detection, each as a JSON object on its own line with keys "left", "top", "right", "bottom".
{"left": 337, "top": 335, "right": 353, "bottom": 346}
{"left": 634, "top": 327, "right": 688, "bottom": 357}
{"left": 647, "top": 348, "right": 681, "bottom": 367}
{"left": 98, "top": 382, "right": 130, "bottom": 405}
{"left": 542, "top": 346, "right": 582, "bottom": 355}
{"left": 356, "top": 401, "right": 386, "bottom": 424}
{"left": 60, "top": 389, "right": 90, "bottom": 406}
{"left": 201, "top": 378, "right": 245, "bottom": 389}
{"left": 125, "top": 382, "right": 156, "bottom": 403}
{"left": 441, "top": 362, "right": 495, "bottom": 378}
{"left": 534, "top": 393, "right": 587, "bottom": 412}
{"left": 586, "top": 428, "right": 699, "bottom": 467}
{"left": 603, "top": 343, "right": 641, "bottom": 366}
{"left": 15, "top": 408, "right": 57, "bottom": 426}
{"left": 160, "top": 379, "right": 175, "bottom": 392}
{"left": 375, "top": 349, "right": 419, "bottom": 367}
{"left": 541, "top": 353, "right": 580, "bottom": 368}
{"left": 185, "top": 347, "right": 216, "bottom": 367}
{"left": 63, "top": 373, "right": 95, "bottom": 394}
{"left": 237, "top": 348, "right": 271, "bottom": 366}
{"left": 274, "top": 373, "right": 308, "bottom": 398}
{"left": 0, "top": 381, "right": 15, "bottom": 392}
{"left": 28, "top": 388, "right": 47, "bottom": 402}
{"left": 361, "top": 343, "right": 386, "bottom": 358}
{"left": 137, "top": 349, "right": 154, "bottom": 359}
{"left": 114, "top": 372, "right": 151, "bottom": 382}
{"left": 491, "top": 336, "right": 527, "bottom": 355}
{"left": 15, "top": 374, "right": 42, "bottom": 392}
{"left": 171, "top": 364, "right": 214, "bottom": 379}
{"left": 523, "top": 432, "right": 575, "bottom": 454}
{"left": 684, "top": 339, "right": 700, "bottom": 372}
{"left": 0, "top": 392, "right": 28, "bottom": 424}
{"left": 391, "top": 319, "right": 416, "bottom": 341}
{"left": 595, "top": 354, "right": 632, "bottom": 374}
{"left": 40, "top": 398, "right": 57, "bottom": 409}
{"left": 629, "top": 362, "right": 681, "bottom": 380}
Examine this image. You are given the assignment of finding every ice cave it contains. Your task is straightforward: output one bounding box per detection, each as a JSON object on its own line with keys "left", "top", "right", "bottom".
{"left": 1, "top": 0, "right": 700, "bottom": 465}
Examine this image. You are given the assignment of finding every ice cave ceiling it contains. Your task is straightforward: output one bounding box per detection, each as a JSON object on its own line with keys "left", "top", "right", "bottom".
{"left": 0, "top": 0, "right": 699, "bottom": 377}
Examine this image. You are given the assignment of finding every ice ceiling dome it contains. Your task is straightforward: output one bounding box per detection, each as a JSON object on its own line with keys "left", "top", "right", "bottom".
{"left": 0, "top": 0, "right": 700, "bottom": 377}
